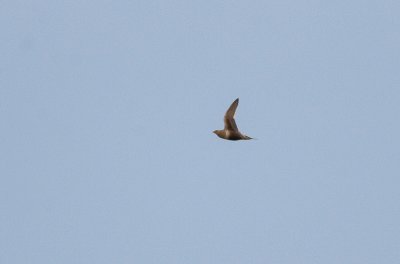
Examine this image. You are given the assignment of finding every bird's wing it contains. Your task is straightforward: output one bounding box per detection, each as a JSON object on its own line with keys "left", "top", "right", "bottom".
{"left": 224, "top": 98, "right": 239, "bottom": 132}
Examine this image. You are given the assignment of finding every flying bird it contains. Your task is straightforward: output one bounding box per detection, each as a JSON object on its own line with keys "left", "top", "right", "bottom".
{"left": 213, "top": 98, "right": 253, "bottom": 141}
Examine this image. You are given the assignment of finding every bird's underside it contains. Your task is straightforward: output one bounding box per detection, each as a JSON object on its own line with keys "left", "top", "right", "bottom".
{"left": 213, "top": 98, "right": 253, "bottom": 141}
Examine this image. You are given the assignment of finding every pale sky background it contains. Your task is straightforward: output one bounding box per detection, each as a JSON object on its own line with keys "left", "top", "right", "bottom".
{"left": 1, "top": 1, "right": 400, "bottom": 263}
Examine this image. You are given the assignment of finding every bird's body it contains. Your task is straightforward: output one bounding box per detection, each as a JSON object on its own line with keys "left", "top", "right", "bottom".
{"left": 213, "top": 98, "right": 253, "bottom": 141}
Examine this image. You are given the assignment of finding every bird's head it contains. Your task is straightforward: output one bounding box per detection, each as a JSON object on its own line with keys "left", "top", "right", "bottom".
{"left": 213, "top": 130, "right": 224, "bottom": 138}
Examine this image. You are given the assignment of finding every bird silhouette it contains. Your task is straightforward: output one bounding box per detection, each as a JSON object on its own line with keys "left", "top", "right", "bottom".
{"left": 213, "top": 98, "right": 253, "bottom": 141}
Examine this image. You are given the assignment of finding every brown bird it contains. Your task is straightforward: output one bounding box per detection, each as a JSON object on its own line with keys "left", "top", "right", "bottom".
{"left": 213, "top": 98, "right": 253, "bottom": 141}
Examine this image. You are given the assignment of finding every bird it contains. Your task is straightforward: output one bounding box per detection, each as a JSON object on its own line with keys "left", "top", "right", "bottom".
{"left": 213, "top": 98, "right": 253, "bottom": 141}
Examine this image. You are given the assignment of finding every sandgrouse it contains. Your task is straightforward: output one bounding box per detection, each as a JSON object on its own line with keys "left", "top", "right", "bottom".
{"left": 213, "top": 98, "right": 253, "bottom": 141}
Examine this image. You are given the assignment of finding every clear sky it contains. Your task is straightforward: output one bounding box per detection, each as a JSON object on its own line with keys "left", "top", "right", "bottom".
{"left": 1, "top": 1, "right": 400, "bottom": 263}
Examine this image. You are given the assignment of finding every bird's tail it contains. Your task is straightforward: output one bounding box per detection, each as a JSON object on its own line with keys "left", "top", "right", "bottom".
{"left": 243, "top": 135, "right": 254, "bottom": 140}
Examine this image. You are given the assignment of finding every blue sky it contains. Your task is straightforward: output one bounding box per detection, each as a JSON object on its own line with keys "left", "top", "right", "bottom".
{"left": 1, "top": 1, "right": 400, "bottom": 263}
